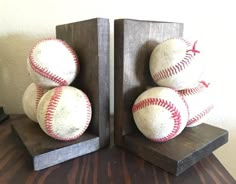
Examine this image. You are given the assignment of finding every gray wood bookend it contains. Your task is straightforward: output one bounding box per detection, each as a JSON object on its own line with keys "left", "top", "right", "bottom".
{"left": 114, "top": 19, "right": 228, "bottom": 176}
{"left": 11, "top": 18, "right": 110, "bottom": 171}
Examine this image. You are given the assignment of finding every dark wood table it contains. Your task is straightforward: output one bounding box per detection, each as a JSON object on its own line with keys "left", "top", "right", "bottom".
{"left": 0, "top": 116, "right": 235, "bottom": 184}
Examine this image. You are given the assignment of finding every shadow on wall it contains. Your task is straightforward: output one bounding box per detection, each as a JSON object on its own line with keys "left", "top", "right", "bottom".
{"left": 0, "top": 34, "right": 49, "bottom": 113}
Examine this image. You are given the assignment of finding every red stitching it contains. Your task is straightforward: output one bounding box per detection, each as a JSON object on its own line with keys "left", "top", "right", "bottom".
{"left": 178, "top": 81, "right": 209, "bottom": 96}
{"left": 79, "top": 92, "right": 92, "bottom": 137}
{"left": 152, "top": 38, "right": 199, "bottom": 82}
{"left": 45, "top": 87, "right": 63, "bottom": 140}
{"left": 45, "top": 87, "right": 91, "bottom": 141}
{"left": 187, "top": 40, "right": 200, "bottom": 56}
{"left": 29, "top": 38, "right": 79, "bottom": 86}
{"left": 176, "top": 90, "right": 190, "bottom": 119}
{"left": 57, "top": 92, "right": 91, "bottom": 141}
{"left": 199, "top": 81, "right": 210, "bottom": 88}
{"left": 187, "top": 105, "right": 214, "bottom": 126}
{"left": 35, "top": 84, "right": 44, "bottom": 109}
{"left": 166, "top": 37, "right": 192, "bottom": 47}
{"left": 58, "top": 39, "right": 80, "bottom": 74}
{"left": 132, "top": 98, "right": 182, "bottom": 142}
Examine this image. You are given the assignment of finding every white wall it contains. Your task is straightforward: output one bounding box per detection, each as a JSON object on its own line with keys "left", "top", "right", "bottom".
{"left": 1, "top": 0, "right": 235, "bottom": 178}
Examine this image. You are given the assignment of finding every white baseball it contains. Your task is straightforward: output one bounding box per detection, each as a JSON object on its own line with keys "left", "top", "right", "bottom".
{"left": 149, "top": 37, "right": 203, "bottom": 90}
{"left": 27, "top": 38, "right": 79, "bottom": 89}
{"left": 37, "top": 86, "right": 92, "bottom": 141}
{"left": 178, "top": 81, "right": 214, "bottom": 127}
{"left": 132, "top": 87, "right": 189, "bottom": 142}
{"left": 22, "top": 83, "right": 48, "bottom": 122}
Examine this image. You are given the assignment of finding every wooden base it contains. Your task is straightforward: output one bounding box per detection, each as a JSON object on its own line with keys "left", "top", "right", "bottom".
{"left": 123, "top": 123, "right": 228, "bottom": 176}
{"left": 11, "top": 116, "right": 100, "bottom": 171}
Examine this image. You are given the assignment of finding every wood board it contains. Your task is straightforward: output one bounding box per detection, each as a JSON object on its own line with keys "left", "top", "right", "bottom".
{"left": 12, "top": 116, "right": 99, "bottom": 171}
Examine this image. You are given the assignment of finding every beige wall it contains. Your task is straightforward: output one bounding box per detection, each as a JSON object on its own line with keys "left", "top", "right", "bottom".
{"left": 1, "top": 0, "right": 235, "bottom": 178}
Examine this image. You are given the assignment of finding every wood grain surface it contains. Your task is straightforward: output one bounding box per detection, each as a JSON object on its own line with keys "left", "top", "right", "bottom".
{"left": 0, "top": 116, "right": 235, "bottom": 184}
{"left": 11, "top": 116, "right": 100, "bottom": 171}
{"left": 124, "top": 124, "right": 228, "bottom": 175}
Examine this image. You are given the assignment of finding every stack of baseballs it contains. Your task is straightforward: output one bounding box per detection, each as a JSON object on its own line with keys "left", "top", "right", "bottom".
{"left": 22, "top": 38, "right": 92, "bottom": 141}
{"left": 132, "top": 37, "right": 213, "bottom": 142}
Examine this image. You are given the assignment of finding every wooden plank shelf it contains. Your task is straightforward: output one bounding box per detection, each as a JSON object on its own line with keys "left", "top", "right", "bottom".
{"left": 11, "top": 18, "right": 110, "bottom": 171}
{"left": 12, "top": 116, "right": 100, "bottom": 171}
{"left": 124, "top": 124, "right": 228, "bottom": 176}
{"left": 114, "top": 18, "right": 228, "bottom": 176}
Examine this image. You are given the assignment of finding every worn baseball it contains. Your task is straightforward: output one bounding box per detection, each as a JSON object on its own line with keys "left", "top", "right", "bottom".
{"left": 150, "top": 37, "right": 203, "bottom": 90}
{"left": 178, "top": 81, "right": 214, "bottom": 127}
{"left": 22, "top": 83, "right": 48, "bottom": 122}
{"left": 37, "top": 86, "right": 92, "bottom": 141}
{"left": 27, "top": 38, "right": 79, "bottom": 89}
{"left": 132, "top": 87, "right": 189, "bottom": 142}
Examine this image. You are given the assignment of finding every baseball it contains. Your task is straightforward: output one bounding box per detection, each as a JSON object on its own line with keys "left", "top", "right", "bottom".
{"left": 22, "top": 83, "right": 48, "bottom": 122}
{"left": 27, "top": 38, "right": 79, "bottom": 89}
{"left": 132, "top": 87, "right": 189, "bottom": 142}
{"left": 37, "top": 86, "right": 92, "bottom": 141}
{"left": 149, "top": 37, "right": 203, "bottom": 90}
{"left": 178, "top": 81, "right": 214, "bottom": 127}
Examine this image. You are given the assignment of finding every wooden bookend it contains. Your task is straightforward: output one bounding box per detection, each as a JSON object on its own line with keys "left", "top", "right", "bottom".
{"left": 11, "top": 18, "right": 110, "bottom": 171}
{"left": 114, "top": 19, "right": 228, "bottom": 176}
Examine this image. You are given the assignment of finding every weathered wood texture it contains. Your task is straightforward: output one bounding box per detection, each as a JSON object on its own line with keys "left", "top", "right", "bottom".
{"left": 0, "top": 116, "right": 235, "bottom": 184}
{"left": 56, "top": 18, "right": 110, "bottom": 147}
{"left": 124, "top": 124, "right": 228, "bottom": 176}
{"left": 11, "top": 116, "right": 100, "bottom": 171}
{"left": 114, "top": 19, "right": 228, "bottom": 175}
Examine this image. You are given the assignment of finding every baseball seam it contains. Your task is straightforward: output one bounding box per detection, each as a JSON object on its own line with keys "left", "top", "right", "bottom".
{"left": 29, "top": 38, "right": 79, "bottom": 86}
{"left": 79, "top": 92, "right": 92, "bottom": 136}
{"left": 177, "top": 91, "right": 190, "bottom": 120}
{"left": 187, "top": 105, "right": 214, "bottom": 126}
{"left": 45, "top": 87, "right": 64, "bottom": 140}
{"left": 60, "top": 39, "right": 80, "bottom": 74}
{"left": 132, "top": 98, "right": 182, "bottom": 142}
{"left": 152, "top": 38, "right": 199, "bottom": 82}
{"left": 35, "top": 85, "right": 44, "bottom": 110}
{"left": 166, "top": 37, "right": 192, "bottom": 47}
{"left": 44, "top": 87, "right": 91, "bottom": 141}
{"left": 178, "top": 82, "right": 209, "bottom": 96}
